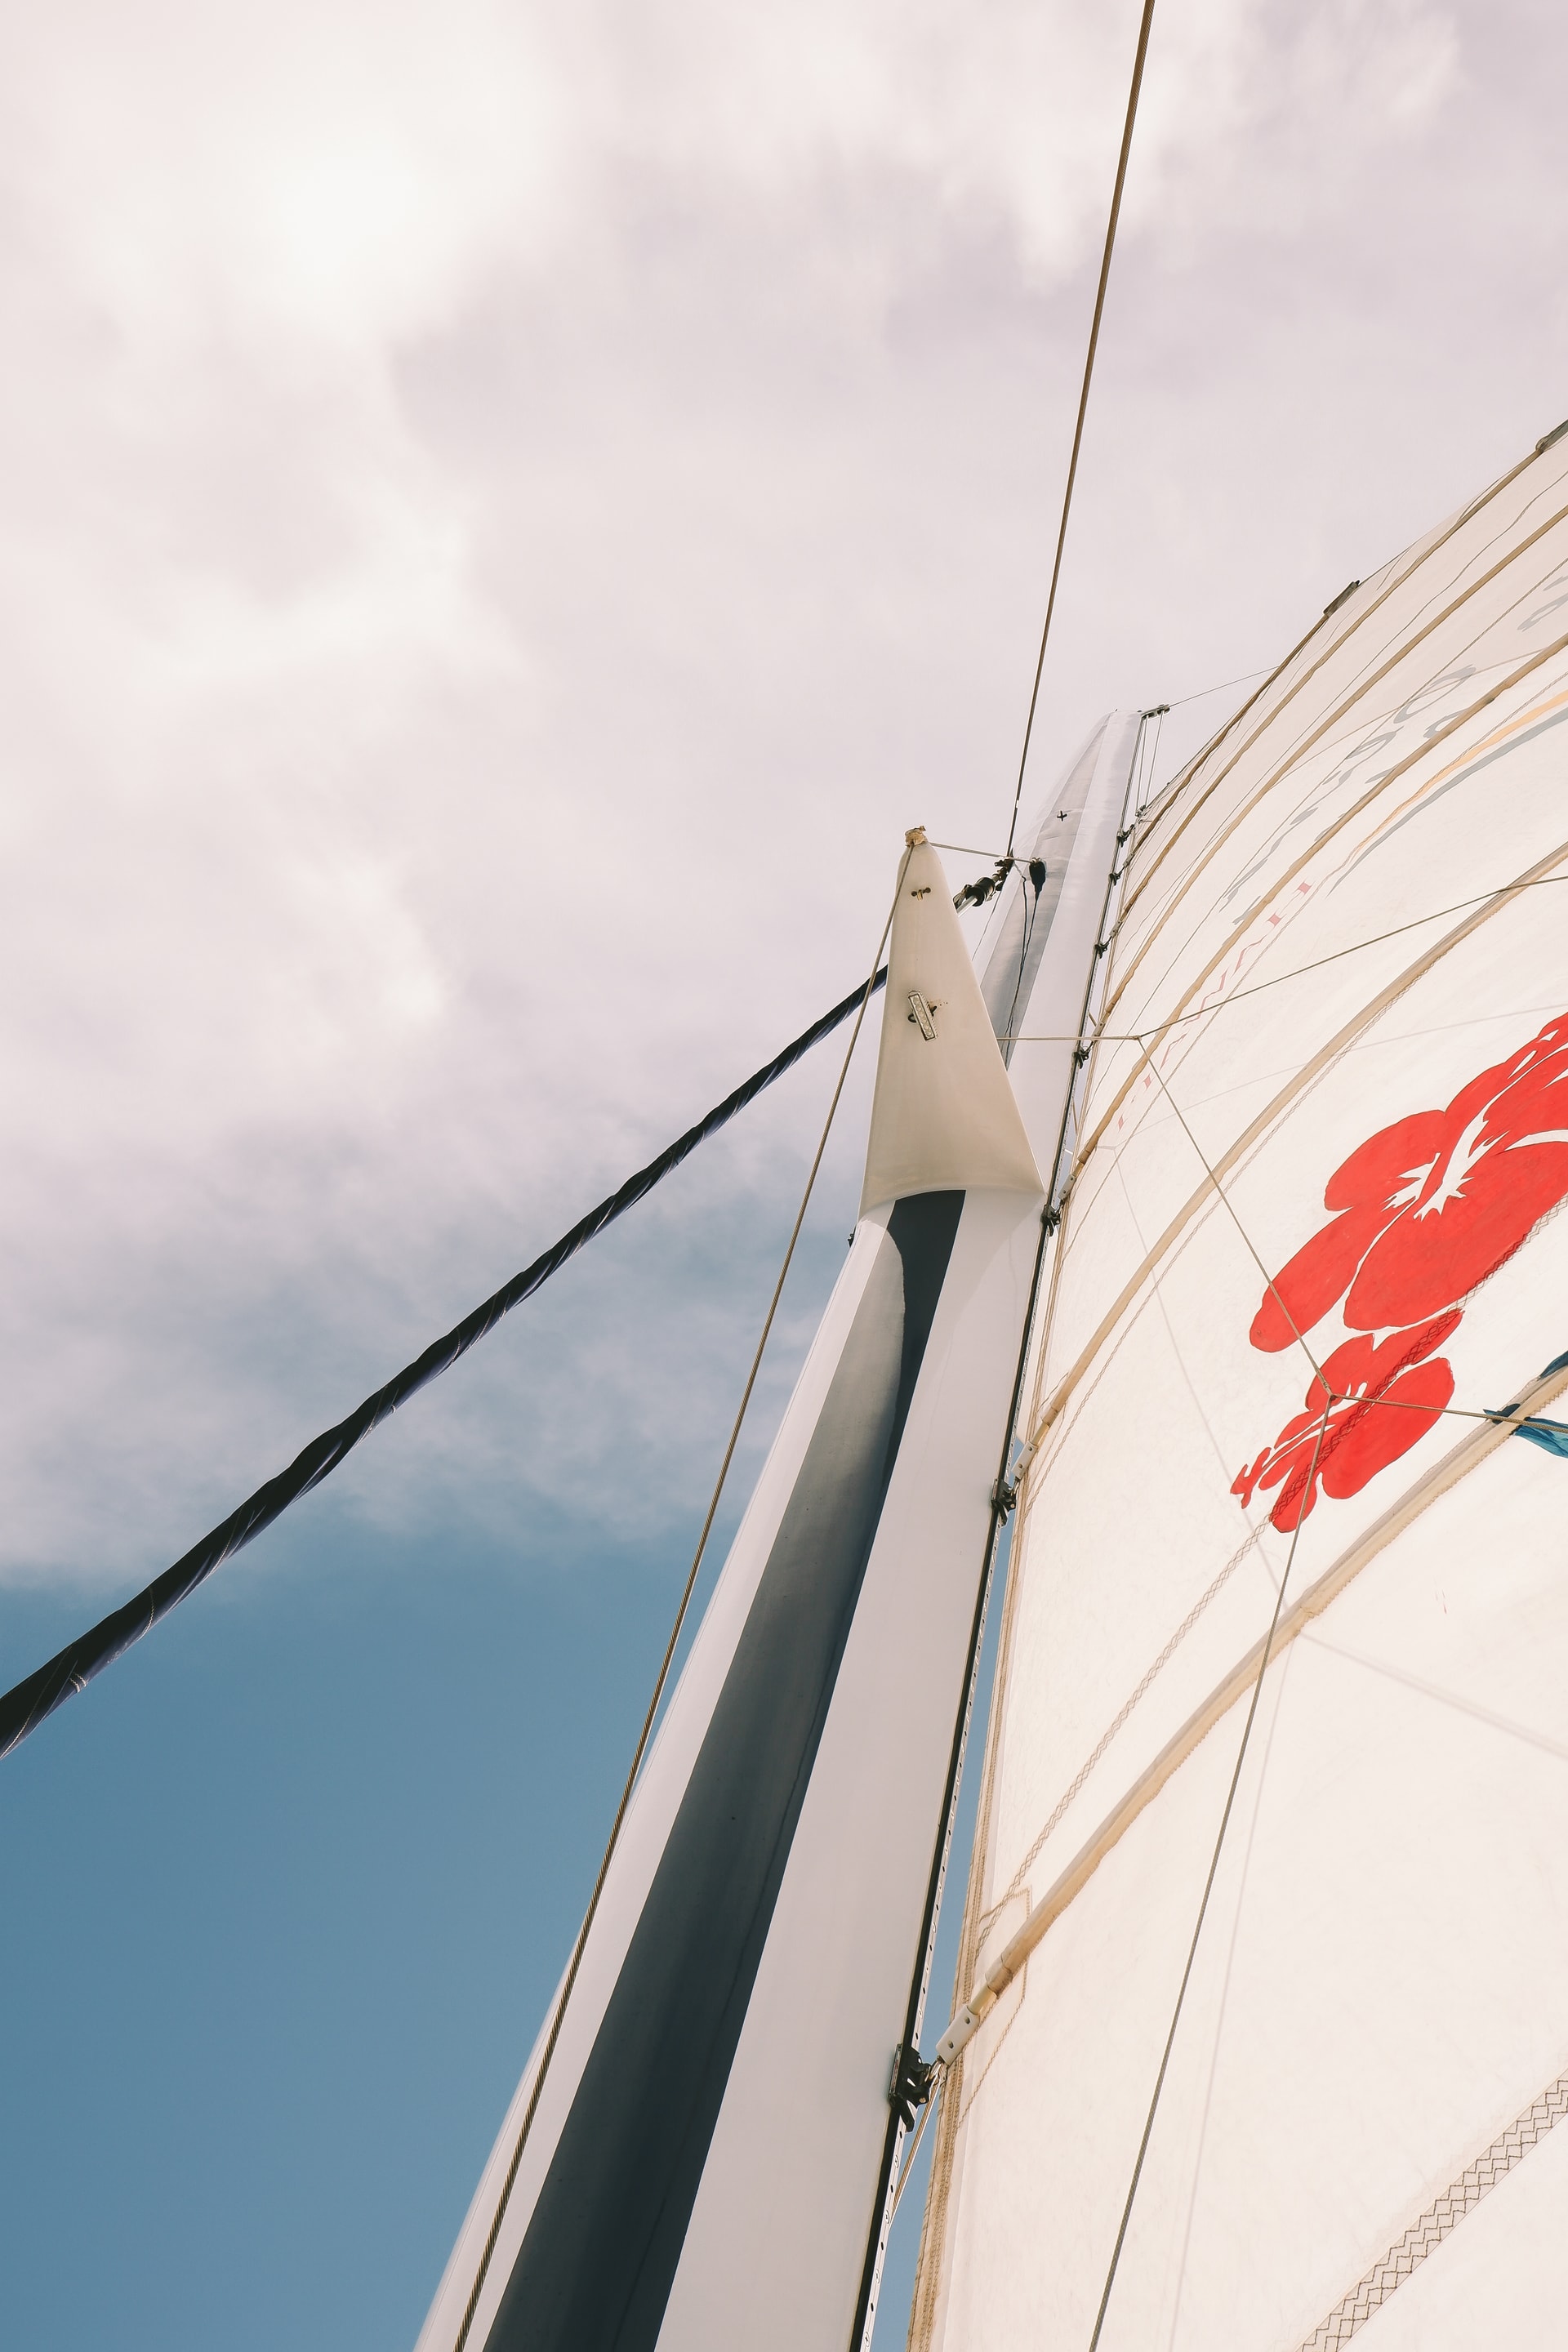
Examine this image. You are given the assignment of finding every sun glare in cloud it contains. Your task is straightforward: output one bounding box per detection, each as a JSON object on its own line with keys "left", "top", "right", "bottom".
{"left": 13, "top": 1, "right": 574, "bottom": 349}
{"left": 0, "top": 0, "right": 1507, "bottom": 1587}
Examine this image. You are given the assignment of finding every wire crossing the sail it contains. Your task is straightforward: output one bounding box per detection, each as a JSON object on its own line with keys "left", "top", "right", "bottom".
{"left": 0, "top": 964, "right": 890, "bottom": 1764}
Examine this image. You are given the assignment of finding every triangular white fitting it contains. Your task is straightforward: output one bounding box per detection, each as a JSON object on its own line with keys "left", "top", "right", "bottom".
{"left": 860, "top": 835, "right": 1045, "bottom": 1216}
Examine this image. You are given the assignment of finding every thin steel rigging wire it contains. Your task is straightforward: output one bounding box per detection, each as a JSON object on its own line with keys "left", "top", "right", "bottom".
{"left": 1143, "top": 1055, "right": 1323, "bottom": 1382}
{"left": 1086, "top": 1400, "right": 1332, "bottom": 2352}
{"left": 1156, "top": 875, "right": 1568, "bottom": 1025}
{"left": 450, "top": 871, "right": 904, "bottom": 2350}
{"left": 1004, "top": 0, "right": 1160, "bottom": 861}
{"left": 1165, "top": 665, "right": 1272, "bottom": 709}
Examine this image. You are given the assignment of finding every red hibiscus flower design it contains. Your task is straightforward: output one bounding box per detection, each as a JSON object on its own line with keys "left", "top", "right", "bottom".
{"left": 1250, "top": 1014, "right": 1568, "bottom": 1352}
{"left": 1232, "top": 1314, "right": 1459, "bottom": 1532}
{"left": 1235, "top": 1012, "right": 1568, "bottom": 1530}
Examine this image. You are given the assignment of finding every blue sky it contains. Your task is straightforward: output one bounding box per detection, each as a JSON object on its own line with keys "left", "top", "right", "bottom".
{"left": 5, "top": 0, "right": 1568, "bottom": 2341}
{"left": 0, "top": 1087, "right": 876, "bottom": 2347}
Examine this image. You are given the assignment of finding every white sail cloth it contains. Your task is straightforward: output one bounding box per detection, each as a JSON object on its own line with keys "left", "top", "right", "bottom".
{"left": 416, "top": 839, "right": 1056, "bottom": 2352}
{"left": 912, "top": 425, "right": 1568, "bottom": 2351}
{"left": 975, "top": 710, "right": 1143, "bottom": 1174}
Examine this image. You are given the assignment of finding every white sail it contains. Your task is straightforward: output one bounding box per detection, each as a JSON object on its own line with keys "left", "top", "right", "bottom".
{"left": 416, "top": 836, "right": 1054, "bottom": 2352}
{"left": 912, "top": 422, "right": 1568, "bottom": 2351}
{"left": 974, "top": 710, "right": 1143, "bottom": 1155}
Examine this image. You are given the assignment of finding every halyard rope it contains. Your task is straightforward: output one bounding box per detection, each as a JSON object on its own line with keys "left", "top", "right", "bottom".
{"left": 0, "top": 962, "right": 895, "bottom": 1762}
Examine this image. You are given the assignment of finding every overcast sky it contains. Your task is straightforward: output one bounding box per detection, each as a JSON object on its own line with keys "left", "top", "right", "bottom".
{"left": 8, "top": 0, "right": 1567, "bottom": 1597}
{"left": 3, "top": 1, "right": 1567, "bottom": 2344}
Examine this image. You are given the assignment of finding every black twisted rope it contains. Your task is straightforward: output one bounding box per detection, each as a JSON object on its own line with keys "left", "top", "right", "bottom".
{"left": 0, "top": 966, "right": 889, "bottom": 1762}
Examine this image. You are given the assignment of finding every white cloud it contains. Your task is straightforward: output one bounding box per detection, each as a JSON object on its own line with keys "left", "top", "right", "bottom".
{"left": 7, "top": 0, "right": 576, "bottom": 347}
{"left": 1, "top": 0, "right": 1553, "bottom": 1595}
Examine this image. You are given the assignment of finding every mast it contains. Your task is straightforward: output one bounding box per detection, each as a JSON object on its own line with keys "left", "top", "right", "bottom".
{"left": 911, "top": 421, "right": 1568, "bottom": 2350}
{"left": 415, "top": 832, "right": 1051, "bottom": 2352}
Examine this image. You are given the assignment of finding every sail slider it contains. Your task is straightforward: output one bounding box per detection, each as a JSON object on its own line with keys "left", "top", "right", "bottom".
{"left": 889, "top": 2041, "right": 937, "bottom": 2129}
{"left": 993, "top": 1422, "right": 1045, "bottom": 1521}
{"left": 906, "top": 991, "right": 941, "bottom": 1040}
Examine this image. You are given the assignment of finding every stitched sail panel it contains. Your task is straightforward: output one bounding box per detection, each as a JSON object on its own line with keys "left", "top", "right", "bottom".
{"left": 1297, "top": 2069, "right": 1568, "bottom": 2351}
{"left": 914, "top": 431, "right": 1568, "bottom": 2352}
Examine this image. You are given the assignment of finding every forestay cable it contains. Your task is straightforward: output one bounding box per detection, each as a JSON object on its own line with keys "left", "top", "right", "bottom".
{"left": 449, "top": 871, "right": 904, "bottom": 2352}
{"left": 0, "top": 964, "right": 889, "bottom": 1763}
{"left": 1004, "top": 0, "right": 1160, "bottom": 859}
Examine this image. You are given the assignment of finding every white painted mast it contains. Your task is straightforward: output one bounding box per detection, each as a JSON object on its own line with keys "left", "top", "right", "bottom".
{"left": 416, "top": 829, "right": 1054, "bottom": 2352}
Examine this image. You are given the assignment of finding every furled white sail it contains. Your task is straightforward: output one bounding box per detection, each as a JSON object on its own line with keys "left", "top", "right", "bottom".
{"left": 416, "top": 837, "right": 1058, "bottom": 2352}
{"left": 974, "top": 710, "right": 1143, "bottom": 1162}
{"left": 912, "top": 422, "right": 1568, "bottom": 2351}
